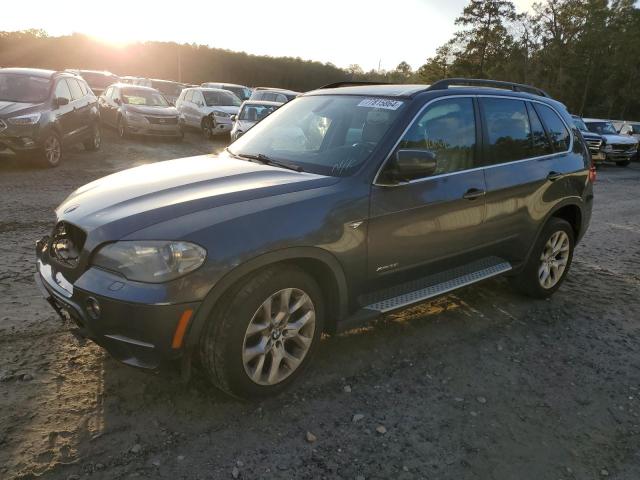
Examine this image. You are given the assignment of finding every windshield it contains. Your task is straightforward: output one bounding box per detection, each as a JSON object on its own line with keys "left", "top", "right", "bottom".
{"left": 225, "top": 86, "right": 251, "bottom": 101}
{"left": 586, "top": 121, "right": 617, "bottom": 135}
{"left": 204, "top": 90, "right": 242, "bottom": 107}
{"left": 153, "top": 81, "right": 182, "bottom": 96}
{"left": 0, "top": 73, "right": 50, "bottom": 103}
{"left": 572, "top": 117, "right": 589, "bottom": 132}
{"left": 239, "top": 103, "right": 278, "bottom": 121}
{"left": 81, "top": 72, "right": 118, "bottom": 89}
{"left": 228, "top": 95, "right": 406, "bottom": 177}
{"left": 122, "top": 89, "right": 169, "bottom": 106}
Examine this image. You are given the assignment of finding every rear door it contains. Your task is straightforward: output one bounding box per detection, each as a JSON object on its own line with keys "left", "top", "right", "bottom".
{"left": 479, "top": 96, "right": 572, "bottom": 262}
{"left": 66, "top": 78, "right": 90, "bottom": 138}
{"left": 368, "top": 96, "right": 489, "bottom": 278}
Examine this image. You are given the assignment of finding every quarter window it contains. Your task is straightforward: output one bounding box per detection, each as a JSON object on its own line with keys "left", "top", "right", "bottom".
{"left": 534, "top": 103, "right": 570, "bottom": 151}
{"left": 395, "top": 97, "right": 477, "bottom": 176}
{"left": 526, "top": 103, "right": 553, "bottom": 156}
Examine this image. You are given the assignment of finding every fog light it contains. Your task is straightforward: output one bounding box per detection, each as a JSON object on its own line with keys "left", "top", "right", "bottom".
{"left": 86, "top": 297, "right": 101, "bottom": 320}
{"left": 21, "top": 137, "right": 35, "bottom": 147}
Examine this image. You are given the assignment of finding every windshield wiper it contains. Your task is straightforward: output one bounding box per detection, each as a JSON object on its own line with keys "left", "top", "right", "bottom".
{"left": 227, "top": 149, "right": 304, "bottom": 172}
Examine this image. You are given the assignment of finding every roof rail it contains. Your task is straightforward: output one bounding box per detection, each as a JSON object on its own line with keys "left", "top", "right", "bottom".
{"left": 428, "top": 78, "right": 550, "bottom": 98}
{"left": 318, "top": 81, "right": 389, "bottom": 89}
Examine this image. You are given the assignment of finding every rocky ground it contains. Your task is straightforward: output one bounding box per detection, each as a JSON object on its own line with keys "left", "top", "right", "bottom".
{"left": 1, "top": 130, "right": 639, "bottom": 480}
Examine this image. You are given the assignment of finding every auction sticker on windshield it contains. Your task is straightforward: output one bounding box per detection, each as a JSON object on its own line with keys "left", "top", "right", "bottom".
{"left": 357, "top": 98, "right": 404, "bottom": 110}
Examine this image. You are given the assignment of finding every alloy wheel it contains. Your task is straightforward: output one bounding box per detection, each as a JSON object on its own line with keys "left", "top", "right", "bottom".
{"left": 44, "top": 135, "right": 61, "bottom": 166}
{"left": 242, "top": 288, "right": 316, "bottom": 386}
{"left": 538, "top": 230, "right": 570, "bottom": 289}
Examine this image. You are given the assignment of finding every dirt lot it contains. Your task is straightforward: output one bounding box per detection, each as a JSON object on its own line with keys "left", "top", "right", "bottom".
{"left": 1, "top": 129, "right": 640, "bottom": 480}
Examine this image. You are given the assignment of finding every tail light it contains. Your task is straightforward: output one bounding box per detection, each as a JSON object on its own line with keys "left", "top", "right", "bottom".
{"left": 588, "top": 160, "right": 597, "bottom": 183}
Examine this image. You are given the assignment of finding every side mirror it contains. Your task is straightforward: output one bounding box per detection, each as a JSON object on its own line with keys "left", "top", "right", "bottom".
{"left": 114, "top": 98, "right": 121, "bottom": 105}
{"left": 231, "top": 115, "right": 237, "bottom": 122}
{"left": 55, "top": 97, "right": 69, "bottom": 107}
{"left": 392, "top": 149, "right": 437, "bottom": 182}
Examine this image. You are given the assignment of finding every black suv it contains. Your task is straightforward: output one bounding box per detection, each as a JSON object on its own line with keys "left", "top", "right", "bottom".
{"left": 0, "top": 68, "right": 102, "bottom": 167}
{"left": 35, "top": 79, "right": 594, "bottom": 398}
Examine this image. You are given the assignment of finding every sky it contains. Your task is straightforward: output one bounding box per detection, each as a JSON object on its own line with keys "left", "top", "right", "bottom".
{"left": 2, "top": 0, "right": 537, "bottom": 71}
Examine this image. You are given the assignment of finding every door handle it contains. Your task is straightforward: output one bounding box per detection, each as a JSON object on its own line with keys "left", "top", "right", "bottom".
{"left": 547, "top": 171, "right": 562, "bottom": 181}
{"left": 463, "top": 188, "right": 486, "bottom": 200}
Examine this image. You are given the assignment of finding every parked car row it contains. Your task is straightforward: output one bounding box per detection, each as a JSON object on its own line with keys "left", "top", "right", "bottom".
{"left": 571, "top": 114, "right": 639, "bottom": 166}
{"left": 0, "top": 66, "right": 299, "bottom": 167}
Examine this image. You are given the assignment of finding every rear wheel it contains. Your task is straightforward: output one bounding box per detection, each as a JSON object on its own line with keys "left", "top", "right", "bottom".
{"left": 37, "top": 133, "right": 62, "bottom": 168}
{"left": 514, "top": 217, "right": 574, "bottom": 298}
{"left": 200, "top": 265, "right": 324, "bottom": 399}
{"left": 83, "top": 123, "right": 102, "bottom": 151}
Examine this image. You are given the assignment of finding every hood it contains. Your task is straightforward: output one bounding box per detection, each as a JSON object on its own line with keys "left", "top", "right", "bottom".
{"left": 600, "top": 133, "right": 638, "bottom": 144}
{"left": 56, "top": 154, "right": 337, "bottom": 244}
{"left": 579, "top": 129, "right": 601, "bottom": 139}
{"left": 0, "top": 100, "right": 44, "bottom": 118}
{"left": 125, "top": 104, "right": 179, "bottom": 116}
{"left": 204, "top": 105, "right": 240, "bottom": 115}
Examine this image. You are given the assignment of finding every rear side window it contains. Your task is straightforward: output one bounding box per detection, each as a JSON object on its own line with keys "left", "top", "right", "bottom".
{"left": 66, "top": 78, "right": 84, "bottom": 100}
{"left": 534, "top": 104, "right": 570, "bottom": 151}
{"left": 77, "top": 79, "right": 90, "bottom": 96}
{"left": 482, "top": 97, "right": 539, "bottom": 164}
{"left": 397, "top": 97, "right": 477, "bottom": 176}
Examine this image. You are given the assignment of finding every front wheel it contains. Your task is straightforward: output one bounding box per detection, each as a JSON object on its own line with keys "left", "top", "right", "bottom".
{"left": 200, "top": 265, "right": 324, "bottom": 399}
{"left": 83, "top": 123, "right": 102, "bottom": 151}
{"left": 117, "top": 118, "right": 129, "bottom": 139}
{"left": 202, "top": 117, "right": 215, "bottom": 140}
{"left": 514, "top": 217, "right": 575, "bottom": 298}
{"left": 37, "top": 133, "right": 63, "bottom": 168}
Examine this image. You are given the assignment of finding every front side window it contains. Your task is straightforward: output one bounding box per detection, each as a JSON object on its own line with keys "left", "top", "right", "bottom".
{"left": 229, "top": 95, "right": 406, "bottom": 177}
{"left": 54, "top": 79, "right": 72, "bottom": 102}
{"left": 0, "top": 73, "right": 51, "bottom": 103}
{"left": 534, "top": 104, "right": 570, "bottom": 151}
{"left": 66, "top": 78, "right": 84, "bottom": 101}
{"left": 395, "top": 97, "right": 477, "bottom": 176}
{"left": 121, "top": 89, "right": 169, "bottom": 106}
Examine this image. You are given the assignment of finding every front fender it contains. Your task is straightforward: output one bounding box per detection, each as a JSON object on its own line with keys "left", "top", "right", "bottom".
{"left": 184, "top": 246, "right": 348, "bottom": 350}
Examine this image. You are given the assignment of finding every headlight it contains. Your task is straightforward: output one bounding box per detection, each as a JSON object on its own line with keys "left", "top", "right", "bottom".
{"left": 92, "top": 241, "right": 206, "bottom": 283}
{"left": 125, "top": 111, "right": 147, "bottom": 123}
{"left": 8, "top": 113, "right": 41, "bottom": 126}
{"left": 211, "top": 110, "right": 231, "bottom": 118}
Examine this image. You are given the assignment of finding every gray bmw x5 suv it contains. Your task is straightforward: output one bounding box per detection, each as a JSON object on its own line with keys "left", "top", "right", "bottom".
{"left": 35, "top": 78, "right": 594, "bottom": 399}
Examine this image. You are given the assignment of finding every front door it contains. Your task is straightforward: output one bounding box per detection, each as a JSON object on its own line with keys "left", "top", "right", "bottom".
{"left": 368, "top": 96, "right": 489, "bottom": 278}
{"left": 52, "top": 79, "right": 75, "bottom": 141}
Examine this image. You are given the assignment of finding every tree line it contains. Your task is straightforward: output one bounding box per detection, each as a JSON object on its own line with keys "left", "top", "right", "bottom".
{"left": 2, "top": 0, "right": 639, "bottom": 119}
{"left": 356, "top": 0, "right": 640, "bottom": 120}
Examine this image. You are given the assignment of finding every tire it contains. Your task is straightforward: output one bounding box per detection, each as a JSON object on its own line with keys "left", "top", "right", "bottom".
{"left": 37, "top": 133, "right": 63, "bottom": 168}
{"left": 83, "top": 123, "right": 102, "bottom": 151}
{"left": 200, "top": 265, "right": 325, "bottom": 399}
{"left": 514, "top": 217, "right": 575, "bottom": 299}
{"left": 616, "top": 160, "right": 630, "bottom": 167}
{"left": 202, "top": 117, "right": 214, "bottom": 140}
{"left": 117, "top": 117, "right": 129, "bottom": 139}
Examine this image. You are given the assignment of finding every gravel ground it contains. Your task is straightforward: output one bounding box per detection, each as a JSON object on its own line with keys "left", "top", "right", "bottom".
{"left": 1, "top": 130, "right": 639, "bottom": 480}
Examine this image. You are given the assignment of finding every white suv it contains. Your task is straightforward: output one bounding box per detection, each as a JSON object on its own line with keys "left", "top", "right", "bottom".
{"left": 175, "top": 87, "right": 242, "bottom": 138}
